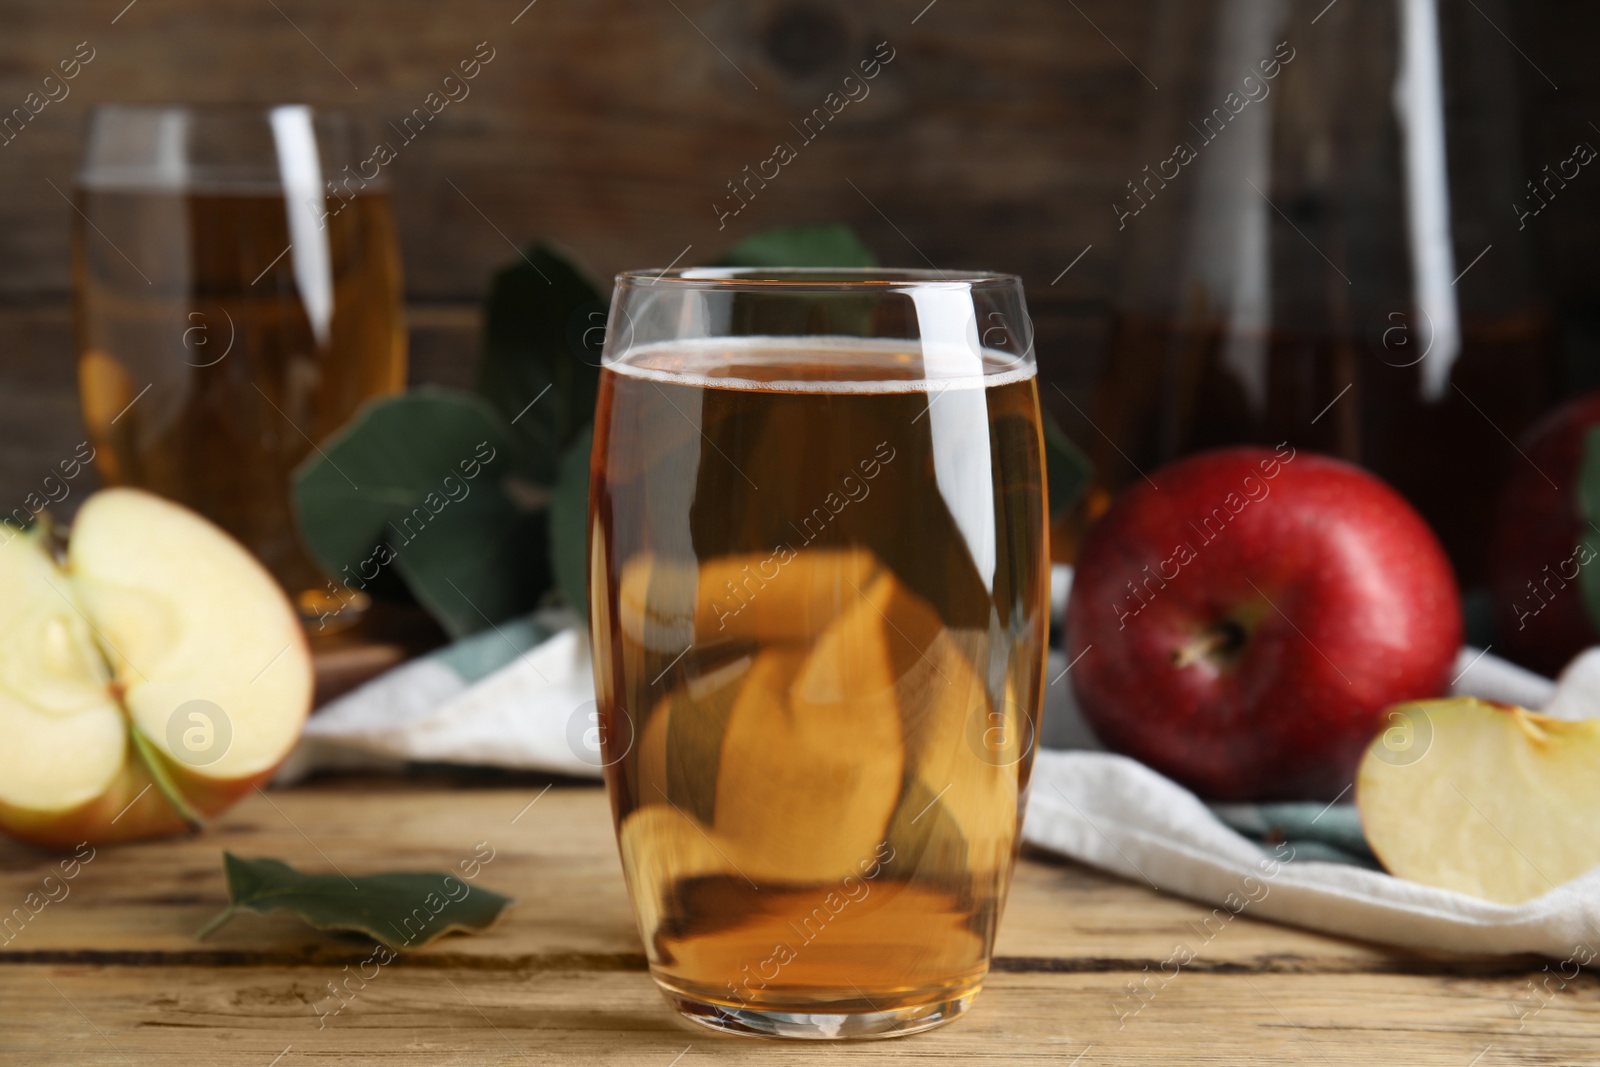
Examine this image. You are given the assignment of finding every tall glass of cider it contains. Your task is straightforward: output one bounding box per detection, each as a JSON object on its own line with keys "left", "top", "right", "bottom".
{"left": 588, "top": 269, "right": 1048, "bottom": 1038}
{"left": 72, "top": 105, "right": 407, "bottom": 627}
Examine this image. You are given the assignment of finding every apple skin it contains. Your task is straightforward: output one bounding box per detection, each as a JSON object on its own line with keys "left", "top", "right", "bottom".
{"left": 1065, "top": 447, "right": 1461, "bottom": 801}
{"left": 0, "top": 488, "right": 315, "bottom": 850}
{"left": 1487, "top": 392, "right": 1600, "bottom": 676}
{"left": 0, "top": 755, "right": 281, "bottom": 849}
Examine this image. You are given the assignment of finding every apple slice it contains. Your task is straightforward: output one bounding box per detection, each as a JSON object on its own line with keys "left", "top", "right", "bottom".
{"left": 893, "top": 627, "right": 1022, "bottom": 879}
{"left": 617, "top": 548, "right": 881, "bottom": 650}
{"left": 0, "top": 488, "right": 313, "bottom": 846}
{"left": 617, "top": 803, "right": 733, "bottom": 963}
{"left": 637, "top": 654, "right": 752, "bottom": 825}
{"left": 1357, "top": 697, "right": 1600, "bottom": 904}
{"left": 713, "top": 574, "right": 905, "bottom": 884}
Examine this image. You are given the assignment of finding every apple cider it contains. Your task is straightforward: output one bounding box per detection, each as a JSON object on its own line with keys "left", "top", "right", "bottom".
{"left": 589, "top": 338, "right": 1048, "bottom": 1027}
{"left": 1089, "top": 313, "right": 1552, "bottom": 582}
{"left": 72, "top": 187, "right": 406, "bottom": 619}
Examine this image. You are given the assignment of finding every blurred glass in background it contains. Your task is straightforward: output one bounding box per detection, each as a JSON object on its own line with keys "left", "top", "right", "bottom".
{"left": 73, "top": 104, "right": 407, "bottom": 627}
{"left": 1099, "top": 0, "right": 1545, "bottom": 583}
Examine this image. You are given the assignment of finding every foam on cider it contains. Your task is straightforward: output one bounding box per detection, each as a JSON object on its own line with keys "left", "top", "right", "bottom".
{"left": 604, "top": 335, "right": 1035, "bottom": 394}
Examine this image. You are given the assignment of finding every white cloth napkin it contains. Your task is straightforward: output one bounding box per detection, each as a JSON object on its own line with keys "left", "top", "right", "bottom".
{"left": 1024, "top": 747, "right": 1600, "bottom": 959}
{"left": 282, "top": 572, "right": 1600, "bottom": 958}
{"left": 275, "top": 610, "right": 600, "bottom": 782}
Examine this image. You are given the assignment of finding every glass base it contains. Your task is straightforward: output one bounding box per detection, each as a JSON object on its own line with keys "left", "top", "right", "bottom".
{"left": 662, "top": 987, "right": 979, "bottom": 1040}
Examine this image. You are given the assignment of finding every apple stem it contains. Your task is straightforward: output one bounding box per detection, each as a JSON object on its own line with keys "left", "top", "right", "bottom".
{"left": 128, "top": 724, "right": 206, "bottom": 832}
{"left": 1172, "top": 620, "right": 1250, "bottom": 668}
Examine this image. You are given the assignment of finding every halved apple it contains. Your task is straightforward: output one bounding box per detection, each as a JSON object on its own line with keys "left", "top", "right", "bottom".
{"left": 1357, "top": 697, "right": 1600, "bottom": 904}
{"left": 0, "top": 488, "right": 313, "bottom": 847}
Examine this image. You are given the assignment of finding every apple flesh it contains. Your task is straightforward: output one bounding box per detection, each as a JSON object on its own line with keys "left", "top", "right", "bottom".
{"left": 0, "top": 488, "right": 312, "bottom": 846}
{"left": 1358, "top": 698, "right": 1600, "bottom": 904}
{"left": 1065, "top": 447, "right": 1461, "bottom": 801}
{"left": 1487, "top": 392, "right": 1600, "bottom": 676}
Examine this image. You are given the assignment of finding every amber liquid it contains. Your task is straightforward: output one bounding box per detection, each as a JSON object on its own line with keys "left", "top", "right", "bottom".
{"left": 589, "top": 339, "right": 1048, "bottom": 1018}
{"left": 1091, "top": 313, "right": 1553, "bottom": 582}
{"left": 73, "top": 188, "right": 406, "bottom": 619}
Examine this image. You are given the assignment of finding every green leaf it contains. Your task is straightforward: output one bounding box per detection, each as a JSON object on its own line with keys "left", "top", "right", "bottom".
{"left": 197, "top": 852, "right": 511, "bottom": 949}
{"left": 711, "top": 224, "right": 881, "bottom": 337}
{"left": 1574, "top": 427, "right": 1600, "bottom": 632}
{"left": 1042, "top": 409, "right": 1094, "bottom": 520}
{"left": 547, "top": 424, "right": 592, "bottom": 623}
{"left": 291, "top": 388, "right": 550, "bottom": 639}
{"left": 476, "top": 244, "right": 606, "bottom": 484}
{"left": 714, "top": 223, "right": 877, "bottom": 268}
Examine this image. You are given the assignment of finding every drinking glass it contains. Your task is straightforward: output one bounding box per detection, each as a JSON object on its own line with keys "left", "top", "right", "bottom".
{"left": 587, "top": 268, "right": 1048, "bottom": 1038}
{"left": 1094, "top": 0, "right": 1548, "bottom": 587}
{"left": 73, "top": 104, "right": 407, "bottom": 628}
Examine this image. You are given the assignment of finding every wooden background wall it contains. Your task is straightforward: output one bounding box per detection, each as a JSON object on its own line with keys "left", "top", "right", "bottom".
{"left": 0, "top": 0, "right": 1595, "bottom": 509}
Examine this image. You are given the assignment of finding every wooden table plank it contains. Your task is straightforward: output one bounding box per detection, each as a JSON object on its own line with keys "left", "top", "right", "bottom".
{"left": 0, "top": 780, "right": 1429, "bottom": 970}
{"left": 4, "top": 966, "right": 1594, "bottom": 1065}
{"left": 0, "top": 780, "right": 1586, "bottom": 1064}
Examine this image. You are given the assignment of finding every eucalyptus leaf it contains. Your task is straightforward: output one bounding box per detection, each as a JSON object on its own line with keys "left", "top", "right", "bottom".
{"left": 197, "top": 852, "right": 511, "bottom": 950}
{"left": 547, "top": 424, "right": 592, "bottom": 623}
{"left": 291, "top": 388, "right": 549, "bottom": 639}
{"left": 1042, "top": 409, "right": 1094, "bottom": 520}
{"left": 476, "top": 244, "right": 606, "bottom": 484}
{"left": 713, "top": 224, "right": 881, "bottom": 337}
{"left": 714, "top": 223, "right": 877, "bottom": 268}
{"left": 1574, "top": 426, "right": 1600, "bottom": 632}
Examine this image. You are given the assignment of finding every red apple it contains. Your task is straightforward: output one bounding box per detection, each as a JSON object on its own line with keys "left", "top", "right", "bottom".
{"left": 1065, "top": 446, "right": 1461, "bottom": 800}
{"left": 1487, "top": 392, "right": 1600, "bottom": 676}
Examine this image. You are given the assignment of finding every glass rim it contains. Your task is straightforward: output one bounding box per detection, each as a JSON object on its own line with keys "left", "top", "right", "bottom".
{"left": 84, "top": 102, "right": 355, "bottom": 118}
{"left": 613, "top": 266, "right": 1022, "bottom": 291}
{"left": 77, "top": 103, "right": 378, "bottom": 192}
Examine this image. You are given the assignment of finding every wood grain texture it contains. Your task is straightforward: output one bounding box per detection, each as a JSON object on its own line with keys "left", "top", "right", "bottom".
{"left": 0, "top": 781, "right": 1405, "bottom": 968}
{"left": 1, "top": 0, "right": 1591, "bottom": 512}
{"left": 0, "top": 0, "right": 1146, "bottom": 300}
{"left": 0, "top": 0, "right": 1584, "bottom": 303}
{"left": 0, "top": 782, "right": 1591, "bottom": 1063}
{"left": 8, "top": 966, "right": 1597, "bottom": 1066}
{"left": 0, "top": 0, "right": 1138, "bottom": 510}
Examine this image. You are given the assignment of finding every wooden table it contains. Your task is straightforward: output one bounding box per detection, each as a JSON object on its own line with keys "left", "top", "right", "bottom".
{"left": 1, "top": 778, "right": 1593, "bottom": 1064}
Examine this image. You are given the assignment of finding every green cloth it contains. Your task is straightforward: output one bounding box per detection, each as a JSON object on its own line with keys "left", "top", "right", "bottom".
{"left": 1207, "top": 802, "right": 1379, "bottom": 869}
{"left": 432, "top": 615, "right": 557, "bottom": 683}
